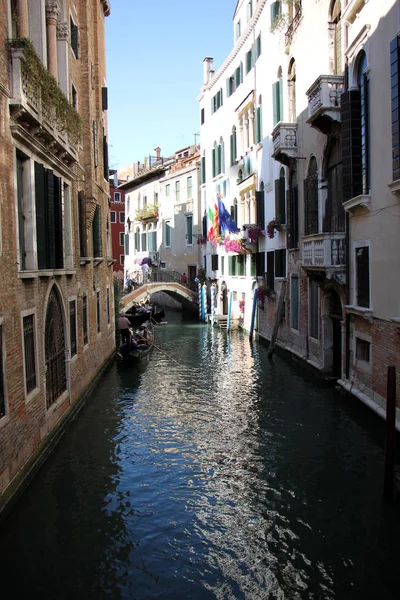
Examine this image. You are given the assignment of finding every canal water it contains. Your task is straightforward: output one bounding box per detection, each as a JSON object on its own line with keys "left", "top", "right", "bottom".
{"left": 1, "top": 311, "right": 399, "bottom": 599}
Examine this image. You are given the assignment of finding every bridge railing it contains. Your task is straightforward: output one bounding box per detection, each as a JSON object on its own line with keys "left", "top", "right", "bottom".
{"left": 150, "top": 269, "right": 198, "bottom": 292}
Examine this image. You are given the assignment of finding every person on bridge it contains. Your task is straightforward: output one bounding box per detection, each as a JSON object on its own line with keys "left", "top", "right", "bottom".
{"left": 142, "top": 262, "right": 149, "bottom": 283}
{"left": 181, "top": 272, "right": 188, "bottom": 284}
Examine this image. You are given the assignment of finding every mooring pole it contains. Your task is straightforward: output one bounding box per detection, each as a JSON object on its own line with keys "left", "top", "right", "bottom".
{"left": 384, "top": 365, "right": 396, "bottom": 499}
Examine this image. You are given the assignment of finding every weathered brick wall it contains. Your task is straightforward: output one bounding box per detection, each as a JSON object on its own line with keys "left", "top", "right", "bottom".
{"left": 0, "top": 1, "right": 115, "bottom": 508}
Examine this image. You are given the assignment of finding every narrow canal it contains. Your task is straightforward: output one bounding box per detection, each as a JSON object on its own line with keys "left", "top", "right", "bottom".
{"left": 1, "top": 312, "right": 399, "bottom": 599}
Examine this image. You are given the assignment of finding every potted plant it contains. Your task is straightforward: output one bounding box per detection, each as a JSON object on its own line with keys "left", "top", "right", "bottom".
{"left": 266, "top": 218, "right": 281, "bottom": 239}
{"left": 238, "top": 298, "right": 245, "bottom": 313}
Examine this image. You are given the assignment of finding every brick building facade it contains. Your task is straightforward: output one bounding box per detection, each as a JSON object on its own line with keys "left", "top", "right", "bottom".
{"left": 0, "top": 0, "right": 115, "bottom": 516}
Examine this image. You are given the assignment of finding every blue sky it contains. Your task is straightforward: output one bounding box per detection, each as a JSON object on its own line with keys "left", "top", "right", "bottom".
{"left": 105, "top": 1, "right": 235, "bottom": 170}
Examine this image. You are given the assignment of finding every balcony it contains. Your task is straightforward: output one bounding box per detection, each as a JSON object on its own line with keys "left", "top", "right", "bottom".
{"left": 271, "top": 122, "right": 297, "bottom": 166}
{"left": 8, "top": 40, "right": 80, "bottom": 165}
{"left": 285, "top": 4, "right": 303, "bottom": 46}
{"left": 306, "top": 75, "right": 344, "bottom": 134}
{"left": 302, "top": 233, "right": 346, "bottom": 282}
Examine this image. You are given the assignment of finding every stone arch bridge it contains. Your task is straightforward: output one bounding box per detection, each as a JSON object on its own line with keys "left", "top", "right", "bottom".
{"left": 120, "top": 276, "right": 198, "bottom": 313}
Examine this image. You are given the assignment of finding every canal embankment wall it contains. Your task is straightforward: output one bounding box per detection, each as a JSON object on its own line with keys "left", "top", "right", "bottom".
{"left": 256, "top": 330, "right": 400, "bottom": 432}
{"left": 0, "top": 351, "right": 116, "bottom": 523}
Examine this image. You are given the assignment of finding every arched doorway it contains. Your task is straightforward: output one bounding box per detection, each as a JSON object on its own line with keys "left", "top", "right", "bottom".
{"left": 323, "top": 288, "right": 343, "bottom": 378}
{"left": 45, "top": 286, "right": 67, "bottom": 408}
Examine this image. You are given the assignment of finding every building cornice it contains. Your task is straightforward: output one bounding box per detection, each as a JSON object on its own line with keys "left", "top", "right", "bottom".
{"left": 198, "top": 0, "right": 267, "bottom": 94}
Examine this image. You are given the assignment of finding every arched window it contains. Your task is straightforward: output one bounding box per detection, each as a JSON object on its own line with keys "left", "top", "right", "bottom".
{"left": 357, "top": 51, "right": 370, "bottom": 194}
{"left": 324, "top": 138, "right": 344, "bottom": 232}
{"left": 275, "top": 167, "right": 286, "bottom": 224}
{"left": 288, "top": 58, "right": 296, "bottom": 122}
{"left": 135, "top": 226, "right": 140, "bottom": 251}
{"left": 45, "top": 286, "right": 66, "bottom": 408}
{"left": 219, "top": 136, "right": 225, "bottom": 174}
{"left": 331, "top": 0, "right": 342, "bottom": 75}
{"left": 231, "top": 197, "right": 238, "bottom": 224}
{"left": 230, "top": 126, "right": 237, "bottom": 166}
{"left": 304, "top": 157, "right": 319, "bottom": 235}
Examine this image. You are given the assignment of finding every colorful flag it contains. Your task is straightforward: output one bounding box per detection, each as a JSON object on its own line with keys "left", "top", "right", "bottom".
{"left": 218, "top": 196, "right": 240, "bottom": 233}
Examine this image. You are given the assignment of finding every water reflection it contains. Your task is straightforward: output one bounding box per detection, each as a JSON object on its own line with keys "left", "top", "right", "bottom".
{"left": 0, "top": 313, "right": 399, "bottom": 599}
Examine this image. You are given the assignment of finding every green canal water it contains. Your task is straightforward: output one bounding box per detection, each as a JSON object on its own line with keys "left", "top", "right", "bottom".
{"left": 0, "top": 311, "right": 399, "bottom": 599}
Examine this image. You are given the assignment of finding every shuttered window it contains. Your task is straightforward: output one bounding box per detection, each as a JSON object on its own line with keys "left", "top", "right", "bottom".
{"left": 390, "top": 36, "right": 400, "bottom": 181}
{"left": 70, "top": 17, "right": 79, "bottom": 58}
{"left": 287, "top": 183, "right": 299, "bottom": 250}
{"left": 186, "top": 215, "right": 193, "bottom": 245}
{"left": 230, "top": 128, "right": 237, "bottom": 165}
{"left": 101, "top": 87, "right": 108, "bottom": 111}
{"left": 92, "top": 205, "right": 102, "bottom": 257}
{"left": 237, "top": 255, "right": 245, "bottom": 276}
{"left": 356, "top": 246, "right": 370, "bottom": 308}
{"left": 148, "top": 231, "right": 157, "bottom": 252}
{"left": 16, "top": 154, "right": 26, "bottom": 270}
{"left": 165, "top": 221, "right": 171, "bottom": 247}
{"left": 255, "top": 105, "right": 263, "bottom": 144}
{"left": 274, "top": 169, "right": 286, "bottom": 225}
{"left": 23, "top": 314, "right": 37, "bottom": 394}
{"left": 141, "top": 232, "right": 147, "bottom": 251}
{"left": 103, "top": 132, "right": 109, "bottom": 180}
{"left": 35, "top": 163, "right": 64, "bottom": 269}
{"left": 211, "top": 254, "right": 219, "bottom": 270}
{"left": 69, "top": 300, "right": 77, "bottom": 357}
{"left": 341, "top": 90, "right": 362, "bottom": 202}
{"left": 256, "top": 190, "right": 265, "bottom": 229}
{"left": 304, "top": 158, "right": 319, "bottom": 235}
{"left": 78, "top": 191, "right": 87, "bottom": 257}
{"left": 275, "top": 249, "right": 286, "bottom": 278}
{"left": 272, "top": 77, "right": 283, "bottom": 125}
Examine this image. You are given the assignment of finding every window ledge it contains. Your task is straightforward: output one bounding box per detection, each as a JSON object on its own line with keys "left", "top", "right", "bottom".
{"left": 94, "top": 258, "right": 104, "bottom": 266}
{"left": 388, "top": 179, "right": 400, "bottom": 197}
{"left": 345, "top": 304, "right": 373, "bottom": 321}
{"left": 107, "top": 258, "right": 116, "bottom": 267}
{"left": 212, "top": 173, "right": 225, "bottom": 182}
{"left": 18, "top": 269, "right": 76, "bottom": 279}
{"left": 79, "top": 257, "right": 92, "bottom": 266}
{"left": 343, "top": 194, "right": 371, "bottom": 215}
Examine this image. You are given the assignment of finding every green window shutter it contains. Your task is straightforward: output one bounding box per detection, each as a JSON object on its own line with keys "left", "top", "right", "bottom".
{"left": 278, "top": 77, "right": 283, "bottom": 122}
{"left": 226, "top": 77, "right": 230, "bottom": 97}
{"left": 228, "top": 255, "right": 233, "bottom": 275}
{"left": 274, "top": 178, "right": 280, "bottom": 223}
{"left": 124, "top": 233, "right": 129, "bottom": 255}
{"left": 212, "top": 148, "right": 216, "bottom": 177}
{"left": 141, "top": 232, "right": 147, "bottom": 251}
{"left": 272, "top": 82, "right": 278, "bottom": 126}
{"left": 240, "top": 61, "right": 243, "bottom": 83}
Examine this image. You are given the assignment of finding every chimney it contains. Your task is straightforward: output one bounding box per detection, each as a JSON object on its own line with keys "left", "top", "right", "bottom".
{"left": 203, "top": 57, "right": 214, "bottom": 85}
{"left": 154, "top": 146, "right": 161, "bottom": 161}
